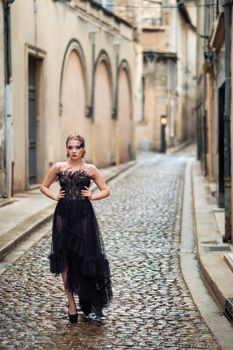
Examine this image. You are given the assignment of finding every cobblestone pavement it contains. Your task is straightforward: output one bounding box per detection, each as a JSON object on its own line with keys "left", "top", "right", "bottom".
{"left": 0, "top": 154, "right": 220, "bottom": 349}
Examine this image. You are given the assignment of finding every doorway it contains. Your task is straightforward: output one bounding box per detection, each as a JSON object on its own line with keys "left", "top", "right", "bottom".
{"left": 28, "top": 57, "right": 37, "bottom": 184}
{"left": 218, "top": 83, "right": 225, "bottom": 208}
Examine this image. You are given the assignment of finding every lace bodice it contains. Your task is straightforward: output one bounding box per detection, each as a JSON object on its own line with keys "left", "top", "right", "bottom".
{"left": 57, "top": 163, "right": 100, "bottom": 200}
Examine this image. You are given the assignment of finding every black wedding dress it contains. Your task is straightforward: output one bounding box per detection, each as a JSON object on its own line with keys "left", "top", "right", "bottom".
{"left": 49, "top": 163, "right": 112, "bottom": 316}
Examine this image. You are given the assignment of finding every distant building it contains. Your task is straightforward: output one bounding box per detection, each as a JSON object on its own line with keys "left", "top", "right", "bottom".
{"left": 113, "top": 0, "right": 197, "bottom": 151}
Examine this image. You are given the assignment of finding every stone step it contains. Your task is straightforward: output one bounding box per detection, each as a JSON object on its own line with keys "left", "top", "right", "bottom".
{"left": 224, "top": 252, "right": 233, "bottom": 274}
{"left": 0, "top": 205, "right": 54, "bottom": 261}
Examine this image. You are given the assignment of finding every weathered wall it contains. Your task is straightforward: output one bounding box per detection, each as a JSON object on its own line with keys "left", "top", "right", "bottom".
{"left": 7, "top": 0, "right": 135, "bottom": 192}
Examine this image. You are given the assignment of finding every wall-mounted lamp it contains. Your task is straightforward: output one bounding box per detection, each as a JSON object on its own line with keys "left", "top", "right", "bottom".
{"left": 204, "top": 50, "right": 216, "bottom": 63}
{"left": 203, "top": 50, "right": 216, "bottom": 79}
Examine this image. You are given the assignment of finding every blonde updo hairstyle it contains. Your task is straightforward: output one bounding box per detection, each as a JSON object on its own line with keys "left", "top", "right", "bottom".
{"left": 66, "top": 134, "right": 86, "bottom": 158}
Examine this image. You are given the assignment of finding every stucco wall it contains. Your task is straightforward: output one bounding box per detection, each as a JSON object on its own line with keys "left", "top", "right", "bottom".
{"left": 94, "top": 60, "right": 113, "bottom": 167}
{"left": 9, "top": 0, "right": 136, "bottom": 192}
{"left": 61, "top": 50, "right": 88, "bottom": 158}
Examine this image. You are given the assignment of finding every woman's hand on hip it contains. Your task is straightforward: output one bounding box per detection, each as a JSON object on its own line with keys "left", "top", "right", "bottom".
{"left": 56, "top": 189, "right": 65, "bottom": 201}
{"left": 81, "top": 186, "right": 92, "bottom": 200}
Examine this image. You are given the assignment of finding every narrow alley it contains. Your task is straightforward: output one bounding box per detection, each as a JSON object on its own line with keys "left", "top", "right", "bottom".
{"left": 0, "top": 152, "right": 220, "bottom": 349}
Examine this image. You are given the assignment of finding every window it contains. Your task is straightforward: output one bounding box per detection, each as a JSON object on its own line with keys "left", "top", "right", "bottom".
{"left": 142, "top": 0, "right": 162, "bottom": 26}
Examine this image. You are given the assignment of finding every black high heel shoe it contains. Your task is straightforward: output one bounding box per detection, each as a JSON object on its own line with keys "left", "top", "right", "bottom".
{"left": 67, "top": 303, "right": 78, "bottom": 324}
{"left": 68, "top": 312, "right": 78, "bottom": 324}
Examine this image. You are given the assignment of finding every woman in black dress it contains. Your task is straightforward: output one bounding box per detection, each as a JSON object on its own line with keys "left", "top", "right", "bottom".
{"left": 40, "top": 134, "right": 112, "bottom": 323}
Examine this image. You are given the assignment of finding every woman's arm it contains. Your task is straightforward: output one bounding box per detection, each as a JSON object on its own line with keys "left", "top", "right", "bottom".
{"left": 81, "top": 166, "right": 110, "bottom": 200}
{"left": 40, "top": 163, "right": 65, "bottom": 201}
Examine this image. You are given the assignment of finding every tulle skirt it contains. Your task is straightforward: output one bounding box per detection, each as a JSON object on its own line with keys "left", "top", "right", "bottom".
{"left": 49, "top": 198, "right": 112, "bottom": 315}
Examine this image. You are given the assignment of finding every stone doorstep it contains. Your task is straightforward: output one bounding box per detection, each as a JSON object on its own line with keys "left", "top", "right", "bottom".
{"left": 209, "top": 183, "right": 217, "bottom": 196}
{"left": 224, "top": 252, "right": 233, "bottom": 273}
{"left": 0, "top": 198, "right": 15, "bottom": 208}
{"left": 213, "top": 209, "right": 225, "bottom": 236}
{"left": 198, "top": 244, "right": 233, "bottom": 315}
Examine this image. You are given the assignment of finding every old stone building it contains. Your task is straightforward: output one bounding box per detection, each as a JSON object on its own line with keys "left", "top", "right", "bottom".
{"left": 0, "top": 0, "right": 136, "bottom": 195}
{"left": 196, "top": 0, "right": 233, "bottom": 242}
{"left": 113, "top": 0, "right": 197, "bottom": 151}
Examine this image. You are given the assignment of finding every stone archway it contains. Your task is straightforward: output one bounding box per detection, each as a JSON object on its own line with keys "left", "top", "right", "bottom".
{"left": 118, "top": 63, "right": 133, "bottom": 162}
{"left": 94, "top": 53, "right": 114, "bottom": 167}
{"left": 59, "top": 40, "right": 90, "bottom": 159}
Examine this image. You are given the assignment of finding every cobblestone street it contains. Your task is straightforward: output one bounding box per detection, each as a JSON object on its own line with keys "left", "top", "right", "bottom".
{"left": 0, "top": 153, "right": 220, "bottom": 349}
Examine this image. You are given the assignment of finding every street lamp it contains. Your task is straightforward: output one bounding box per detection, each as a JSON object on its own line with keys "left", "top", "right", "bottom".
{"left": 160, "top": 115, "right": 167, "bottom": 153}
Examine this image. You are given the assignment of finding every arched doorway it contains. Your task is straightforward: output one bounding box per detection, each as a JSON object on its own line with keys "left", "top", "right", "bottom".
{"left": 94, "top": 54, "right": 114, "bottom": 167}
{"left": 59, "top": 40, "right": 90, "bottom": 159}
{"left": 118, "top": 64, "right": 133, "bottom": 162}
{"left": 61, "top": 50, "right": 85, "bottom": 150}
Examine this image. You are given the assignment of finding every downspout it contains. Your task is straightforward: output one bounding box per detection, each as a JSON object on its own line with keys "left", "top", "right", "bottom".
{"left": 90, "top": 33, "right": 96, "bottom": 121}
{"left": 223, "top": 0, "right": 232, "bottom": 242}
{"left": 113, "top": 41, "right": 120, "bottom": 165}
{"left": 90, "top": 31, "right": 97, "bottom": 164}
{"left": 3, "top": 0, "right": 14, "bottom": 197}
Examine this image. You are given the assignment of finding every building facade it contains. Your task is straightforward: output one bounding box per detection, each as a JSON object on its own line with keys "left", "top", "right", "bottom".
{"left": 0, "top": 0, "right": 136, "bottom": 196}
{"left": 114, "top": 0, "right": 197, "bottom": 151}
{"left": 196, "top": 0, "right": 233, "bottom": 242}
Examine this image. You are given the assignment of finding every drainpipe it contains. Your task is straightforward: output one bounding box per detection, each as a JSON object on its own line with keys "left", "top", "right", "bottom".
{"left": 113, "top": 38, "right": 121, "bottom": 165}
{"left": 89, "top": 31, "right": 97, "bottom": 164}
{"left": 3, "top": 0, "right": 14, "bottom": 198}
{"left": 223, "top": 0, "right": 232, "bottom": 242}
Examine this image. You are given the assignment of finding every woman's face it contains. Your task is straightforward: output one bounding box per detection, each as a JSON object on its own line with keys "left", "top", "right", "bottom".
{"left": 66, "top": 139, "right": 84, "bottom": 160}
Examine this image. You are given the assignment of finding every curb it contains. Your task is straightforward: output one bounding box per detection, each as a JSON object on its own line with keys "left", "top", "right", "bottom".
{"left": 0, "top": 198, "right": 15, "bottom": 208}
{"left": 181, "top": 158, "right": 233, "bottom": 349}
{"left": 0, "top": 160, "right": 137, "bottom": 261}
{"left": 191, "top": 160, "right": 233, "bottom": 319}
{"left": 168, "top": 141, "right": 193, "bottom": 154}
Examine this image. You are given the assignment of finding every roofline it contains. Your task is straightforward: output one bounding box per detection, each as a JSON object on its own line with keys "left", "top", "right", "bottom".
{"left": 89, "top": 0, "right": 134, "bottom": 29}
{"left": 177, "top": 0, "right": 196, "bottom": 32}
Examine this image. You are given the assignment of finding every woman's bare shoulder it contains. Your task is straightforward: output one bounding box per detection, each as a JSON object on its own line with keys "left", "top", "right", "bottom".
{"left": 85, "top": 163, "right": 97, "bottom": 170}
{"left": 53, "top": 161, "right": 67, "bottom": 172}
{"left": 84, "top": 163, "right": 102, "bottom": 180}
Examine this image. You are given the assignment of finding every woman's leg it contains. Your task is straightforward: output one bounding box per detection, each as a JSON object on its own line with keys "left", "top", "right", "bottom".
{"left": 61, "top": 270, "right": 77, "bottom": 315}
